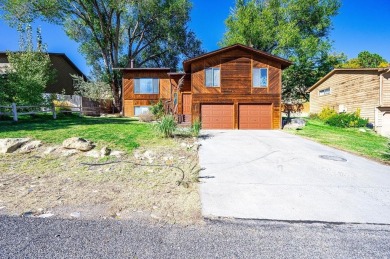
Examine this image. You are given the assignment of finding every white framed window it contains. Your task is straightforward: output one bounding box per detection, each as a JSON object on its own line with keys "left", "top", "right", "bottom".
{"left": 134, "top": 106, "right": 150, "bottom": 116}
{"left": 205, "top": 67, "right": 220, "bottom": 87}
{"left": 319, "top": 88, "right": 331, "bottom": 96}
{"left": 253, "top": 68, "right": 268, "bottom": 87}
{"left": 134, "top": 78, "right": 159, "bottom": 94}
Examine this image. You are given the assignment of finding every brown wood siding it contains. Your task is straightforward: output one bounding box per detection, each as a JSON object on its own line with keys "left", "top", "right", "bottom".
{"left": 309, "top": 71, "right": 380, "bottom": 123}
{"left": 239, "top": 104, "right": 272, "bottom": 129}
{"left": 191, "top": 48, "right": 282, "bottom": 129}
{"left": 122, "top": 70, "right": 172, "bottom": 117}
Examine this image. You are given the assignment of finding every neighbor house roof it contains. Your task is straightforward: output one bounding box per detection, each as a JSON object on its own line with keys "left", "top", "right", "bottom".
{"left": 307, "top": 67, "right": 390, "bottom": 93}
{"left": 183, "top": 43, "right": 293, "bottom": 72}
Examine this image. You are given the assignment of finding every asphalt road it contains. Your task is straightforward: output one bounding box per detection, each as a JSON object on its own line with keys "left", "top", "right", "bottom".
{"left": 1, "top": 216, "right": 390, "bottom": 258}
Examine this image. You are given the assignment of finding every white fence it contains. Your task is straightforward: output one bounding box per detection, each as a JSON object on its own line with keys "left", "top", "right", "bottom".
{"left": 0, "top": 103, "right": 82, "bottom": 122}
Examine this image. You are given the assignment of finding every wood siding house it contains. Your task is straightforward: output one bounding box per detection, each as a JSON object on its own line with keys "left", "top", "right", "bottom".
{"left": 0, "top": 52, "right": 86, "bottom": 95}
{"left": 121, "top": 44, "right": 292, "bottom": 129}
{"left": 308, "top": 68, "right": 390, "bottom": 137}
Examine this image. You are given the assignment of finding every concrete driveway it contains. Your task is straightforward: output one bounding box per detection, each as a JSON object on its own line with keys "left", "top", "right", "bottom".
{"left": 198, "top": 130, "right": 390, "bottom": 224}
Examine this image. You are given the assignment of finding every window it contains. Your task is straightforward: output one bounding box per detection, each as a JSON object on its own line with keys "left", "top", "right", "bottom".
{"left": 134, "top": 106, "right": 150, "bottom": 116}
{"left": 319, "top": 88, "right": 331, "bottom": 96}
{"left": 134, "top": 78, "right": 159, "bottom": 94}
{"left": 205, "top": 68, "right": 220, "bottom": 87}
{"left": 253, "top": 68, "right": 268, "bottom": 87}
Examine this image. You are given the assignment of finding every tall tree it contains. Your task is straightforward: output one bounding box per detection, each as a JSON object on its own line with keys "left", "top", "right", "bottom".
{"left": 221, "top": 0, "right": 343, "bottom": 104}
{"left": 340, "top": 51, "right": 388, "bottom": 68}
{"left": 0, "top": 24, "right": 56, "bottom": 105}
{"left": 0, "top": 0, "right": 204, "bottom": 111}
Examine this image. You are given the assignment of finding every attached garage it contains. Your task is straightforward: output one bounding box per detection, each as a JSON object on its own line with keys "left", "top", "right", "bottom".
{"left": 239, "top": 104, "right": 272, "bottom": 129}
{"left": 201, "top": 104, "right": 234, "bottom": 129}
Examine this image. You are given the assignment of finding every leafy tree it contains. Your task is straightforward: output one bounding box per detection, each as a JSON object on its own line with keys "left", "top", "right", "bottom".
{"left": 0, "top": 24, "right": 56, "bottom": 105}
{"left": 339, "top": 51, "right": 388, "bottom": 68}
{"left": 0, "top": 0, "right": 204, "bottom": 111}
{"left": 71, "top": 74, "right": 112, "bottom": 101}
{"left": 221, "top": 0, "right": 344, "bottom": 104}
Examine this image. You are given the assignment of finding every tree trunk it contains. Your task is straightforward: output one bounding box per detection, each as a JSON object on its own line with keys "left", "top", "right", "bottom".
{"left": 111, "top": 78, "right": 122, "bottom": 113}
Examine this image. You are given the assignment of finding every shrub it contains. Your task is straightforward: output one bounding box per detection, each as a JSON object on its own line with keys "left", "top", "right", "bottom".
{"left": 150, "top": 100, "right": 165, "bottom": 120}
{"left": 325, "top": 112, "right": 368, "bottom": 128}
{"left": 155, "top": 115, "right": 177, "bottom": 138}
{"left": 138, "top": 112, "right": 155, "bottom": 122}
{"left": 191, "top": 119, "right": 202, "bottom": 137}
{"left": 53, "top": 100, "right": 72, "bottom": 114}
{"left": 318, "top": 106, "right": 337, "bottom": 121}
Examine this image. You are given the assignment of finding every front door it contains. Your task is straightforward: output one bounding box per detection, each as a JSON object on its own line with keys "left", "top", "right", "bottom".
{"left": 183, "top": 93, "right": 192, "bottom": 115}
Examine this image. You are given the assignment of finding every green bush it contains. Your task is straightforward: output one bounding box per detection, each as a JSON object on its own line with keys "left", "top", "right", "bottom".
{"left": 155, "top": 115, "right": 177, "bottom": 138}
{"left": 191, "top": 119, "right": 202, "bottom": 137}
{"left": 318, "top": 106, "right": 337, "bottom": 121}
{"left": 325, "top": 112, "right": 368, "bottom": 128}
{"left": 150, "top": 99, "right": 165, "bottom": 120}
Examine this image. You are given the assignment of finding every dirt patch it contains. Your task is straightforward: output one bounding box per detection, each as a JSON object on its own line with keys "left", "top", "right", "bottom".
{"left": 0, "top": 138, "right": 202, "bottom": 225}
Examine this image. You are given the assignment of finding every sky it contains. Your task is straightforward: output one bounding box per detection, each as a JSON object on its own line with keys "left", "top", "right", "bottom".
{"left": 0, "top": 0, "right": 389, "bottom": 76}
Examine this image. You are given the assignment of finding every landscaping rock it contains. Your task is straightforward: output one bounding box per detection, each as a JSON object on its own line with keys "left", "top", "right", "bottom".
{"left": 359, "top": 128, "right": 367, "bottom": 133}
{"left": 85, "top": 150, "right": 100, "bottom": 158}
{"left": 19, "top": 140, "right": 42, "bottom": 153}
{"left": 61, "top": 149, "right": 79, "bottom": 157}
{"left": 100, "top": 146, "right": 111, "bottom": 157}
{"left": 284, "top": 118, "right": 306, "bottom": 130}
{"left": 44, "top": 147, "right": 57, "bottom": 155}
{"left": 110, "top": 150, "right": 125, "bottom": 158}
{"left": 38, "top": 213, "right": 54, "bottom": 218}
{"left": 0, "top": 138, "right": 31, "bottom": 154}
{"left": 62, "top": 137, "right": 94, "bottom": 151}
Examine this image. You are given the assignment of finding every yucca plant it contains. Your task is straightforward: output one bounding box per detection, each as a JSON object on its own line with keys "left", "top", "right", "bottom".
{"left": 191, "top": 119, "right": 202, "bottom": 137}
{"left": 156, "top": 115, "right": 177, "bottom": 138}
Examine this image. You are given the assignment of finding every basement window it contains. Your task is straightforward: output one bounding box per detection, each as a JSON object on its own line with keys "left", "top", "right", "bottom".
{"left": 205, "top": 68, "right": 220, "bottom": 87}
{"left": 319, "top": 88, "right": 331, "bottom": 96}
{"left": 134, "top": 106, "right": 150, "bottom": 116}
{"left": 134, "top": 78, "right": 159, "bottom": 94}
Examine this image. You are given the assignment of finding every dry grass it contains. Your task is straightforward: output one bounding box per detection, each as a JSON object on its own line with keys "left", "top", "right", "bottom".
{"left": 0, "top": 139, "right": 202, "bottom": 225}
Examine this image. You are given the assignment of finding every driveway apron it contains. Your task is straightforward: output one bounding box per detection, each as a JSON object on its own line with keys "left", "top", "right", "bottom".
{"left": 198, "top": 130, "right": 390, "bottom": 224}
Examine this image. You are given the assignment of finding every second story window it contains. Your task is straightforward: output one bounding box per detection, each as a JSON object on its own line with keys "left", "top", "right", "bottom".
{"left": 253, "top": 68, "right": 268, "bottom": 87}
{"left": 319, "top": 88, "right": 331, "bottom": 96}
{"left": 134, "top": 78, "right": 159, "bottom": 94}
{"left": 205, "top": 68, "right": 220, "bottom": 87}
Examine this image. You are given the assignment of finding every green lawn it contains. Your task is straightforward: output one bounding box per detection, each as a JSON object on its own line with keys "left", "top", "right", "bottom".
{"left": 289, "top": 119, "right": 390, "bottom": 163}
{"left": 0, "top": 114, "right": 173, "bottom": 152}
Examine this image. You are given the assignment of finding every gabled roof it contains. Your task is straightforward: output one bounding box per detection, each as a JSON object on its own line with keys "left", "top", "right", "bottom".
{"left": 183, "top": 44, "right": 292, "bottom": 72}
{"left": 307, "top": 67, "right": 390, "bottom": 92}
{"left": 0, "top": 52, "right": 87, "bottom": 79}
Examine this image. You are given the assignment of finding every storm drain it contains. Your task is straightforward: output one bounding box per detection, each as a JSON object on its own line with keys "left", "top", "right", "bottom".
{"left": 319, "top": 155, "right": 347, "bottom": 162}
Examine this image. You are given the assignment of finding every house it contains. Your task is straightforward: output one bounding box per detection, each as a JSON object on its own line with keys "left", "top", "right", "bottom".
{"left": 121, "top": 44, "right": 292, "bottom": 129}
{"left": 0, "top": 52, "right": 87, "bottom": 95}
{"left": 308, "top": 68, "right": 390, "bottom": 137}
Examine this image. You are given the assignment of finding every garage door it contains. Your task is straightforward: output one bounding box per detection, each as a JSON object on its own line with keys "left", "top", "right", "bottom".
{"left": 239, "top": 104, "right": 272, "bottom": 129}
{"left": 201, "top": 104, "right": 234, "bottom": 129}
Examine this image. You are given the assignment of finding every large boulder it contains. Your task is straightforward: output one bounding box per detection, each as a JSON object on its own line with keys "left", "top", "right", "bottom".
{"left": 19, "top": 140, "right": 42, "bottom": 153}
{"left": 0, "top": 138, "right": 31, "bottom": 154}
{"left": 284, "top": 118, "right": 306, "bottom": 130}
{"left": 62, "top": 137, "right": 94, "bottom": 151}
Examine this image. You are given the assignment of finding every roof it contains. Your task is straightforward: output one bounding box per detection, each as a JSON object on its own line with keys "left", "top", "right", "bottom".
{"left": 117, "top": 67, "right": 171, "bottom": 71}
{"left": 307, "top": 67, "right": 390, "bottom": 92}
{"left": 0, "top": 52, "right": 87, "bottom": 79}
{"left": 183, "top": 44, "right": 293, "bottom": 72}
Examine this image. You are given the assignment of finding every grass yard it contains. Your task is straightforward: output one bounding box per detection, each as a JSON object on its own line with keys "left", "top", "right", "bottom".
{"left": 0, "top": 114, "right": 201, "bottom": 224}
{"left": 0, "top": 114, "right": 173, "bottom": 152}
{"left": 289, "top": 119, "right": 390, "bottom": 164}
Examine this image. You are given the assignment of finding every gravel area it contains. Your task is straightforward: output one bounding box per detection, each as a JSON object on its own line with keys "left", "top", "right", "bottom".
{"left": 1, "top": 215, "right": 390, "bottom": 258}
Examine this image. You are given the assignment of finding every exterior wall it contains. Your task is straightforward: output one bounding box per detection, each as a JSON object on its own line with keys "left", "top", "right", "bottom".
{"left": 382, "top": 72, "right": 390, "bottom": 106}
{"left": 190, "top": 48, "right": 282, "bottom": 129}
{"left": 122, "top": 70, "right": 172, "bottom": 117}
{"left": 309, "top": 71, "right": 380, "bottom": 123}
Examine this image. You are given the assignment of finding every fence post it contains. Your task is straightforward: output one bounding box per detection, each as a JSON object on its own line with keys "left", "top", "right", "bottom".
{"left": 79, "top": 104, "right": 82, "bottom": 117}
{"left": 52, "top": 103, "right": 57, "bottom": 119}
{"left": 11, "top": 103, "right": 18, "bottom": 122}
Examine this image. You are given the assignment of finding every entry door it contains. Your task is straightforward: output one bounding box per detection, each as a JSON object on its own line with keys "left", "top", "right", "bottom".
{"left": 183, "top": 93, "right": 192, "bottom": 115}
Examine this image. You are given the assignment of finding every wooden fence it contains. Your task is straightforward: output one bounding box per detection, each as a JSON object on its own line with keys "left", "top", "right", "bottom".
{"left": 0, "top": 103, "right": 82, "bottom": 122}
